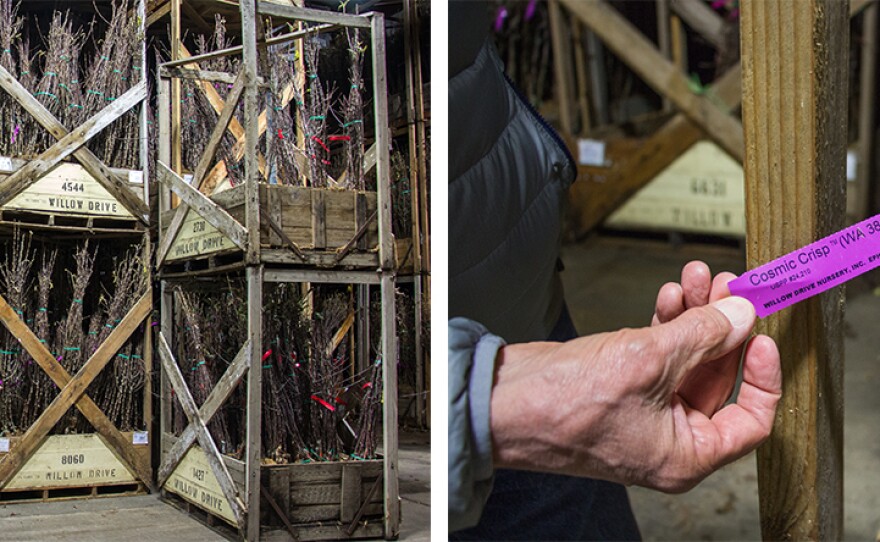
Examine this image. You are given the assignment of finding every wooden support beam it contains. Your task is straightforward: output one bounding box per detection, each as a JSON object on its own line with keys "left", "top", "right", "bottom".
{"left": 181, "top": 0, "right": 214, "bottom": 34}
{"left": 0, "top": 292, "right": 153, "bottom": 486}
{"left": 147, "top": 0, "right": 172, "bottom": 27}
{"left": 256, "top": 2, "right": 371, "bottom": 28}
{"left": 156, "top": 161, "right": 248, "bottom": 250}
{"left": 0, "top": 65, "right": 149, "bottom": 222}
{"left": 157, "top": 342, "right": 250, "bottom": 485}
{"left": 656, "top": 0, "right": 672, "bottom": 111}
{"left": 568, "top": 63, "right": 741, "bottom": 237}
{"left": 560, "top": 0, "right": 744, "bottom": 162}
{"left": 245, "top": 266, "right": 263, "bottom": 541}
{"left": 670, "top": 0, "right": 728, "bottom": 50}
{"left": 741, "top": 1, "right": 847, "bottom": 539}
{"left": 0, "top": 82, "right": 147, "bottom": 208}
{"left": 156, "top": 74, "right": 246, "bottom": 267}
{"left": 549, "top": 0, "right": 577, "bottom": 135}
{"left": 157, "top": 332, "right": 246, "bottom": 528}
{"left": 370, "top": 13, "right": 399, "bottom": 537}
{"left": 858, "top": 2, "right": 877, "bottom": 217}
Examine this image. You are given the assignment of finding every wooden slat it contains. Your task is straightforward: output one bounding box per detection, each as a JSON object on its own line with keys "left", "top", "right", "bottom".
{"left": 339, "top": 465, "right": 361, "bottom": 523}
{"left": 159, "top": 66, "right": 240, "bottom": 85}
{"left": 157, "top": 332, "right": 246, "bottom": 528}
{"left": 256, "top": 2, "right": 371, "bottom": 28}
{"left": 156, "top": 162, "right": 248, "bottom": 250}
{"left": 0, "top": 82, "right": 147, "bottom": 208}
{"left": 147, "top": 0, "right": 172, "bottom": 27}
{"left": 156, "top": 74, "right": 246, "bottom": 267}
{"left": 158, "top": 342, "right": 250, "bottom": 485}
{"left": 0, "top": 66, "right": 149, "bottom": 221}
{"left": 311, "top": 190, "right": 326, "bottom": 249}
{"left": 0, "top": 292, "right": 152, "bottom": 487}
{"left": 161, "top": 24, "right": 335, "bottom": 70}
{"left": 560, "top": 0, "right": 744, "bottom": 162}
{"left": 741, "top": 1, "right": 846, "bottom": 539}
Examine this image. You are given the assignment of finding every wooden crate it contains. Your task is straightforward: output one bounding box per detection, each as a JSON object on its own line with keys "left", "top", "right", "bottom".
{"left": 604, "top": 140, "right": 746, "bottom": 237}
{"left": 162, "top": 440, "right": 384, "bottom": 541}
{"left": 160, "top": 185, "right": 380, "bottom": 265}
{"left": 0, "top": 158, "right": 146, "bottom": 234}
{"left": 0, "top": 432, "right": 149, "bottom": 502}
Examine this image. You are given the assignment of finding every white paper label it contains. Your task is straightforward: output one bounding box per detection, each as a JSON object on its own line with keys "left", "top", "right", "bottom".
{"left": 133, "top": 431, "right": 149, "bottom": 445}
{"left": 128, "top": 170, "right": 144, "bottom": 184}
{"left": 0, "top": 438, "right": 10, "bottom": 452}
{"left": 846, "top": 150, "right": 857, "bottom": 182}
{"left": 578, "top": 139, "right": 606, "bottom": 166}
{"left": 0, "top": 156, "right": 14, "bottom": 171}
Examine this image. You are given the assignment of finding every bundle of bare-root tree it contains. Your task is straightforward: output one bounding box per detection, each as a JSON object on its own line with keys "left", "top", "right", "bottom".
{"left": 0, "top": 231, "right": 147, "bottom": 436}
{"left": 177, "top": 16, "right": 371, "bottom": 191}
{"left": 0, "top": 0, "right": 142, "bottom": 169}
{"left": 172, "top": 283, "right": 383, "bottom": 463}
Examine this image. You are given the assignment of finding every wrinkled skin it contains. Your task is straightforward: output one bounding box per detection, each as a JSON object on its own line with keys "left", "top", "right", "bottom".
{"left": 490, "top": 261, "right": 782, "bottom": 493}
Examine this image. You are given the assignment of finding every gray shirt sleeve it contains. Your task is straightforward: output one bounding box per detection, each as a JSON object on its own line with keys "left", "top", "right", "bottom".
{"left": 448, "top": 317, "right": 506, "bottom": 532}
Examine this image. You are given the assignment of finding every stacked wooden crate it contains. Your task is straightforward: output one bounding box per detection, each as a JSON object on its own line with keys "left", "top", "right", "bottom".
{"left": 0, "top": 0, "right": 153, "bottom": 502}
{"left": 154, "top": 3, "right": 399, "bottom": 541}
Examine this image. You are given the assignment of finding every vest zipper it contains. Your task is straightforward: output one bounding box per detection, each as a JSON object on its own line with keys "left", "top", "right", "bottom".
{"left": 502, "top": 71, "right": 577, "bottom": 178}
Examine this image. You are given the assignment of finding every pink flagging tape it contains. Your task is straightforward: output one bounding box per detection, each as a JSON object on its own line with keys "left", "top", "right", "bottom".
{"left": 729, "top": 215, "right": 880, "bottom": 318}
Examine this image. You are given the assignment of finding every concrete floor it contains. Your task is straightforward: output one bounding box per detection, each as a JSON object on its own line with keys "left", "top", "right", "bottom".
{"left": 561, "top": 234, "right": 880, "bottom": 541}
{"left": 0, "top": 429, "right": 431, "bottom": 541}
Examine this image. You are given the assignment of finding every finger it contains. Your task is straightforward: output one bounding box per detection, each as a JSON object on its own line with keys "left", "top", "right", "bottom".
{"left": 676, "top": 344, "right": 744, "bottom": 417}
{"left": 681, "top": 261, "right": 712, "bottom": 309}
{"left": 655, "top": 297, "right": 756, "bottom": 382}
{"left": 702, "top": 335, "right": 782, "bottom": 470}
{"left": 653, "top": 282, "right": 684, "bottom": 326}
{"left": 708, "top": 272, "right": 738, "bottom": 303}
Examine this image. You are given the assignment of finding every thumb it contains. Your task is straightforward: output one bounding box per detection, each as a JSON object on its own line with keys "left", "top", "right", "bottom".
{"left": 652, "top": 296, "right": 757, "bottom": 381}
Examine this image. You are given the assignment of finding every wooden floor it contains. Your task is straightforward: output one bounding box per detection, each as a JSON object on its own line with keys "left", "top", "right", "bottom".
{"left": 0, "top": 430, "right": 431, "bottom": 541}
{"left": 0, "top": 494, "right": 228, "bottom": 541}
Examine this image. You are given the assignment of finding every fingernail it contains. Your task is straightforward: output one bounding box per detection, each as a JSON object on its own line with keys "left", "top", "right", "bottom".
{"left": 713, "top": 297, "right": 755, "bottom": 329}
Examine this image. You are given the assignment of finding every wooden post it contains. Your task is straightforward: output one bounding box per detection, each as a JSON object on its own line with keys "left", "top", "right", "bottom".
{"left": 549, "top": 0, "right": 577, "bottom": 134}
{"left": 371, "top": 12, "right": 399, "bottom": 538}
{"left": 741, "top": 1, "right": 846, "bottom": 539}
{"left": 656, "top": 0, "right": 672, "bottom": 111}
{"left": 403, "top": 0, "right": 425, "bottom": 428}
{"left": 858, "top": 2, "right": 877, "bottom": 217}
{"left": 171, "top": 0, "right": 182, "bottom": 210}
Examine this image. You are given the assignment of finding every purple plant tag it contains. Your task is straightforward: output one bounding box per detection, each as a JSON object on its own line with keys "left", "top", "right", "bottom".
{"left": 494, "top": 6, "right": 508, "bottom": 33}
{"left": 730, "top": 214, "right": 880, "bottom": 317}
{"left": 525, "top": 0, "right": 537, "bottom": 21}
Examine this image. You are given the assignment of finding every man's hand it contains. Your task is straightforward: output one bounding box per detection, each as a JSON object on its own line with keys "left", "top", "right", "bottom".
{"left": 490, "top": 283, "right": 781, "bottom": 493}
{"left": 653, "top": 261, "right": 744, "bottom": 416}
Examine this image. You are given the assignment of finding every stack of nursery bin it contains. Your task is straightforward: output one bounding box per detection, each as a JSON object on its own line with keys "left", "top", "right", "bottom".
{"left": 0, "top": 0, "right": 153, "bottom": 502}
{"left": 155, "top": 2, "right": 399, "bottom": 540}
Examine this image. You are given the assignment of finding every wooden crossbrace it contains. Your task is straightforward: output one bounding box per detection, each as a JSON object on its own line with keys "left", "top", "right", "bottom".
{"left": 559, "top": 0, "right": 744, "bottom": 161}
{"left": 0, "top": 291, "right": 152, "bottom": 487}
{"left": 157, "top": 332, "right": 247, "bottom": 528}
{"left": 157, "top": 341, "right": 250, "bottom": 485}
{"left": 0, "top": 66, "right": 148, "bottom": 222}
{"left": 157, "top": 73, "right": 247, "bottom": 267}
{"left": 568, "top": 1, "right": 870, "bottom": 238}
{"left": 335, "top": 209, "right": 378, "bottom": 264}
{"left": 156, "top": 161, "right": 248, "bottom": 254}
{"left": 0, "top": 83, "right": 147, "bottom": 208}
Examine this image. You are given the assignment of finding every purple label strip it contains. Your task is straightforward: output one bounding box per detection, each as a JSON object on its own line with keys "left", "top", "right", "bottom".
{"left": 729, "top": 214, "right": 880, "bottom": 317}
